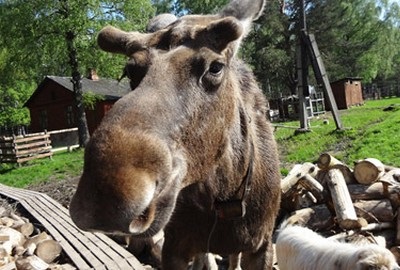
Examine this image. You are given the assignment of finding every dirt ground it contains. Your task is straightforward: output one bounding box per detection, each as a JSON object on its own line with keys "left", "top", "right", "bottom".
{"left": 28, "top": 177, "right": 79, "bottom": 209}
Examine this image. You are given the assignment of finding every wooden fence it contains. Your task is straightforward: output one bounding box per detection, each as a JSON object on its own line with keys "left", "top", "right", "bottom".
{"left": 0, "top": 131, "right": 52, "bottom": 164}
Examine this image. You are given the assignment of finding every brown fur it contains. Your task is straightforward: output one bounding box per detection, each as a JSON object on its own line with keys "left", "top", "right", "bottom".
{"left": 69, "top": 0, "right": 281, "bottom": 269}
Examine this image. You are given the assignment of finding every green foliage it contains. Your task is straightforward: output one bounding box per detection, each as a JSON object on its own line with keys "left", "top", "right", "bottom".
{"left": 82, "top": 91, "right": 105, "bottom": 110}
{"left": 242, "top": 1, "right": 295, "bottom": 97}
{"left": 304, "top": 0, "right": 400, "bottom": 83}
{"left": 153, "top": 0, "right": 228, "bottom": 14}
{"left": 275, "top": 98, "right": 400, "bottom": 169}
{"left": 1, "top": 0, "right": 400, "bottom": 130}
{"left": 0, "top": 0, "right": 155, "bottom": 129}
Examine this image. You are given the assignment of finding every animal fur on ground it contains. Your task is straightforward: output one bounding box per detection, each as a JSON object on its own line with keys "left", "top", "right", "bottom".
{"left": 276, "top": 225, "right": 400, "bottom": 270}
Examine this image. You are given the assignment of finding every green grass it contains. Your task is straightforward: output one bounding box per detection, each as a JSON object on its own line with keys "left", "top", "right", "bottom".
{"left": 275, "top": 97, "right": 400, "bottom": 171}
{"left": 0, "top": 149, "right": 84, "bottom": 188}
{"left": 1, "top": 97, "right": 399, "bottom": 187}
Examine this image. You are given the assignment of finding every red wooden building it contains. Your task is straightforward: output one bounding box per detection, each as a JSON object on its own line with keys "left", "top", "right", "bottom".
{"left": 24, "top": 75, "right": 130, "bottom": 134}
{"left": 329, "top": 77, "right": 363, "bottom": 110}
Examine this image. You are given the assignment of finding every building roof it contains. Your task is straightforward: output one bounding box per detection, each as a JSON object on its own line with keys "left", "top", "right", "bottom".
{"left": 331, "top": 77, "right": 363, "bottom": 84}
{"left": 25, "top": 75, "right": 131, "bottom": 107}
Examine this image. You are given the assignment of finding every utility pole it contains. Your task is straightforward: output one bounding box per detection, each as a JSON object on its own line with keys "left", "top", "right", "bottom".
{"left": 296, "top": 0, "right": 343, "bottom": 131}
{"left": 297, "top": 0, "right": 309, "bottom": 131}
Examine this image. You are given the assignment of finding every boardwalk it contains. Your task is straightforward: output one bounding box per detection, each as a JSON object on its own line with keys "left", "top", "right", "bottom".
{"left": 0, "top": 184, "right": 146, "bottom": 270}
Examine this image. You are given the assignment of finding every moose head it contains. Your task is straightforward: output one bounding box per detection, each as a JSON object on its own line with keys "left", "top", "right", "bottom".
{"left": 70, "top": 0, "right": 281, "bottom": 269}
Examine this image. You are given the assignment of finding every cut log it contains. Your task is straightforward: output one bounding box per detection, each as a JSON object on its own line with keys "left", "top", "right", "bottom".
{"left": 0, "top": 262, "right": 16, "bottom": 270}
{"left": 348, "top": 182, "right": 400, "bottom": 209}
{"left": 35, "top": 239, "right": 62, "bottom": 264}
{"left": 0, "top": 217, "right": 14, "bottom": 227}
{"left": 298, "top": 174, "right": 324, "bottom": 202}
{"left": 332, "top": 164, "right": 356, "bottom": 184}
{"left": 23, "top": 232, "right": 51, "bottom": 249}
{"left": 14, "top": 222, "right": 34, "bottom": 237}
{"left": 353, "top": 199, "right": 394, "bottom": 223}
{"left": 360, "top": 222, "right": 394, "bottom": 231}
{"left": 325, "top": 169, "right": 361, "bottom": 230}
{"left": 15, "top": 255, "right": 49, "bottom": 270}
{"left": 384, "top": 165, "right": 400, "bottom": 172}
{"left": 388, "top": 185, "right": 400, "bottom": 209}
{"left": 281, "top": 162, "right": 318, "bottom": 194}
{"left": 354, "top": 158, "right": 385, "bottom": 185}
{"left": 285, "top": 204, "right": 333, "bottom": 231}
{"left": 348, "top": 182, "right": 386, "bottom": 201}
{"left": 317, "top": 153, "right": 342, "bottom": 170}
{"left": 397, "top": 207, "right": 400, "bottom": 245}
{"left": 380, "top": 169, "right": 400, "bottom": 185}
{"left": 0, "top": 227, "right": 24, "bottom": 253}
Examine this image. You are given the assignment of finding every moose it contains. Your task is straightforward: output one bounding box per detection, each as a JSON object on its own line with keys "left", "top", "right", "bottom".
{"left": 69, "top": 0, "right": 281, "bottom": 269}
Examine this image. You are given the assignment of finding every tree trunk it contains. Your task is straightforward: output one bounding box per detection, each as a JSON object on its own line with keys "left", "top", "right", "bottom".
{"left": 66, "top": 31, "right": 90, "bottom": 147}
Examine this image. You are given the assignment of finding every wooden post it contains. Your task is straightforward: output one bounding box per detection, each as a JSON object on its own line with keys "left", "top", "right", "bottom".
{"left": 303, "top": 33, "right": 343, "bottom": 130}
{"left": 296, "top": 0, "right": 309, "bottom": 132}
{"left": 326, "top": 168, "right": 360, "bottom": 230}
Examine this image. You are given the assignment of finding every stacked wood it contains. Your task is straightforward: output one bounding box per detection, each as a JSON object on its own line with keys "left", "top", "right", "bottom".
{"left": 0, "top": 203, "right": 74, "bottom": 270}
{"left": 281, "top": 153, "right": 400, "bottom": 263}
{"left": 0, "top": 132, "right": 52, "bottom": 165}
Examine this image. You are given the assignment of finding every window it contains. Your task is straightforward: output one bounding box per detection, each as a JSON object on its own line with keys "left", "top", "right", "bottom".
{"left": 39, "top": 110, "right": 48, "bottom": 130}
{"left": 66, "top": 105, "right": 75, "bottom": 126}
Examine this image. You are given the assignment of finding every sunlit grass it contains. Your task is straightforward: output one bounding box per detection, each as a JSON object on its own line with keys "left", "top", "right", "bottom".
{"left": 275, "top": 97, "right": 400, "bottom": 169}
{"left": 0, "top": 148, "right": 84, "bottom": 188}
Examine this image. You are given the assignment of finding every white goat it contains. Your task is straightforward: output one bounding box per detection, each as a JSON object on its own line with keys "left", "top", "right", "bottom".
{"left": 276, "top": 225, "right": 400, "bottom": 270}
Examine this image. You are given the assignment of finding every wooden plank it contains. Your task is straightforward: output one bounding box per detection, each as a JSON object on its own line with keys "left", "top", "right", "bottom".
{"left": 12, "top": 134, "right": 50, "bottom": 144}
{"left": 15, "top": 141, "right": 51, "bottom": 151}
{"left": 0, "top": 184, "right": 145, "bottom": 270}
{"left": 0, "top": 188, "right": 92, "bottom": 269}
{"left": 16, "top": 152, "right": 53, "bottom": 163}
{"left": 29, "top": 197, "right": 124, "bottom": 269}
{"left": 25, "top": 199, "right": 110, "bottom": 269}
{"left": 16, "top": 146, "right": 52, "bottom": 156}
{"left": 11, "top": 187, "right": 143, "bottom": 269}
{"left": 48, "top": 127, "right": 78, "bottom": 135}
{"left": 20, "top": 190, "right": 142, "bottom": 269}
{"left": 0, "top": 186, "right": 117, "bottom": 270}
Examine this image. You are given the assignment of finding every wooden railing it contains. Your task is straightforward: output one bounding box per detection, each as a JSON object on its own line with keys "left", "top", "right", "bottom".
{"left": 0, "top": 131, "right": 52, "bottom": 164}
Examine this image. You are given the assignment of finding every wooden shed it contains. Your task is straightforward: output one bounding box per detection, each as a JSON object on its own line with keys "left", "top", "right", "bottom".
{"left": 329, "top": 77, "right": 363, "bottom": 110}
{"left": 24, "top": 75, "right": 130, "bottom": 134}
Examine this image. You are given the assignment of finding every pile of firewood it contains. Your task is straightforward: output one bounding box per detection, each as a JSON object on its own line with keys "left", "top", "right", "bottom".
{"left": 280, "top": 153, "right": 400, "bottom": 262}
{"left": 0, "top": 201, "right": 75, "bottom": 270}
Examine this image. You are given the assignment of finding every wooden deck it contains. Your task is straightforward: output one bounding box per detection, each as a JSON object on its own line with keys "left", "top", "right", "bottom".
{"left": 0, "top": 184, "right": 146, "bottom": 270}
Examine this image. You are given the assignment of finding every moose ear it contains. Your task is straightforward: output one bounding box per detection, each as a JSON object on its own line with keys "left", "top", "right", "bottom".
{"left": 220, "top": 0, "right": 266, "bottom": 34}
{"left": 98, "top": 26, "right": 151, "bottom": 56}
{"left": 220, "top": 0, "right": 266, "bottom": 21}
{"left": 201, "top": 17, "right": 243, "bottom": 53}
{"left": 97, "top": 26, "right": 131, "bottom": 54}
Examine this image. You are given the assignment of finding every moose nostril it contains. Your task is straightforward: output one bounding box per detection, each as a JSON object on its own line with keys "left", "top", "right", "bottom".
{"left": 129, "top": 204, "right": 155, "bottom": 234}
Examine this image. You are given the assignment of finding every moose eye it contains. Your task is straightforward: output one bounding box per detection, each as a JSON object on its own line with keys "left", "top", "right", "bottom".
{"left": 208, "top": 61, "right": 224, "bottom": 75}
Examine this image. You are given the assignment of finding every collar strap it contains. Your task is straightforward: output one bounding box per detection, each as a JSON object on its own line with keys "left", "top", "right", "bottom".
{"left": 215, "top": 142, "right": 254, "bottom": 220}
